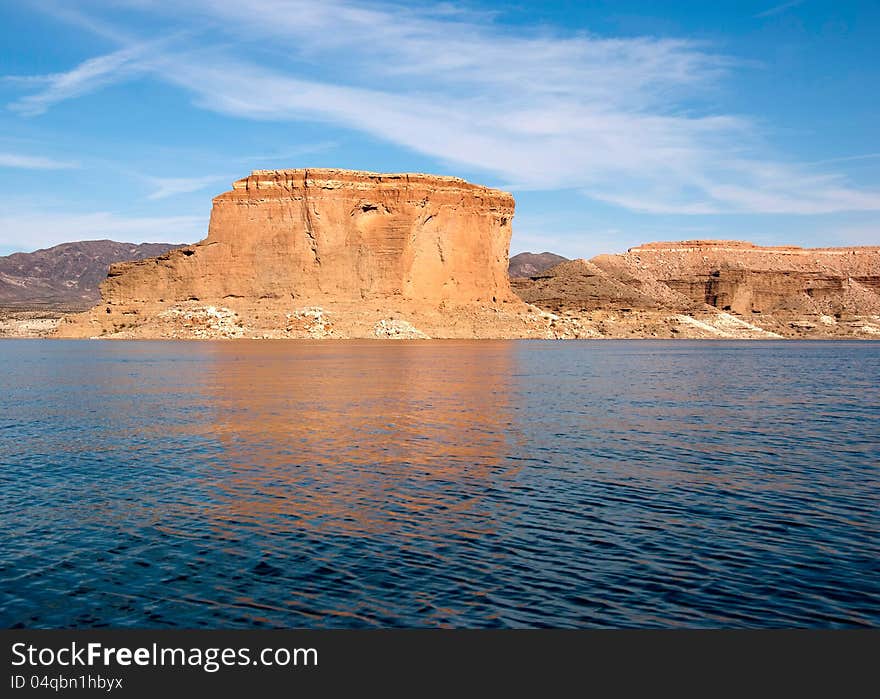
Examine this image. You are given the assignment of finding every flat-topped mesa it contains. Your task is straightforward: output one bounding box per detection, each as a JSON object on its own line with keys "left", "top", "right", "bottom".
{"left": 106, "top": 168, "right": 514, "bottom": 305}
{"left": 57, "top": 169, "right": 541, "bottom": 339}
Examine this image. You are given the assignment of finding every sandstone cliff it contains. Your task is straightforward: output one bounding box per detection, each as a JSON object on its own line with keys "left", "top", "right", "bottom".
{"left": 513, "top": 241, "right": 880, "bottom": 339}
{"left": 616, "top": 241, "right": 880, "bottom": 317}
{"left": 58, "top": 169, "right": 551, "bottom": 339}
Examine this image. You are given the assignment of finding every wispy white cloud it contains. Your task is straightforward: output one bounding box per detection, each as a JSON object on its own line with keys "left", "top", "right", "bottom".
{"left": 5, "top": 36, "right": 174, "bottom": 116}
{"left": 0, "top": 210, "right": 205, "bottom": 250}
{"left": 754, "top": 1, "right": 805, "bottom": 19}
{"left": 0, "top": 151, "right": 78, "bottom": 169}
{"left": 142, "top": 175, "right": 227, "bottom": 200}
{"left": 809, "top": 152, "right": 880, "bottom": 166}
{"left": 8, "top": 46, "right": 141, "bottom": 116}
{"left": 12, "top": 0, "right": 880, "bottom": 216}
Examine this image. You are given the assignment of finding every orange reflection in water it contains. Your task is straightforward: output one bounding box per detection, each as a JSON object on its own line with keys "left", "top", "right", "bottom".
{"left": 196, "top": 340, "right": 520, "bottom": 541}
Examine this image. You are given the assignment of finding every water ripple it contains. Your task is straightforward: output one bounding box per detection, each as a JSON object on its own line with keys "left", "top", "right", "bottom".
{"left": 0, "top": 339, "right": 878, "bottom": 628}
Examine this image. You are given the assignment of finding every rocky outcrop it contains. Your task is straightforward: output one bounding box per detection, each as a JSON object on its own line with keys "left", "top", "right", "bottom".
{"left": 512, "top": 241, "right": 880, "bottom": 339}
{"left": 0, "top": 310, "right": 66, "bottom": 338}
{"left": 57, "top": 169, "right": 551, "bottom": 339}
{"left": 618, "top": 241, "right": 880, "bottom": 317}
{"left": 512, "top": 258, "right": 697, "bottom": 313}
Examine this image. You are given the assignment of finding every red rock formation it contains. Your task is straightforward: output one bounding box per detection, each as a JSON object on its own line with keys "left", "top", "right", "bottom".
{"left": 619, "top": 240, "right": 880, "bottom": 316}
{"left": 511, "top": 240, "right": 880, "bottom": 339}
{"left": 57, "top": 169, "right": 546, "bottom": 339}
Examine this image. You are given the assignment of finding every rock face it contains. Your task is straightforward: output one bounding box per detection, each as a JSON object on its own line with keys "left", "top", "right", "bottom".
{"left": 0, "top": 240, "right": 182, "bottom": 310}
{"left": 616, "top": 241, "right": 880, "bottom": 317}
{"left": 512, "top": 240, "right": 880, "bottom": 339}
{"left": 58, "top": 169, "right": 549, "bottom": 339}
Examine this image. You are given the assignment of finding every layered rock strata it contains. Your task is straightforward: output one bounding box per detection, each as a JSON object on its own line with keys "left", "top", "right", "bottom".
{"left": 618, "top": 241, "right": 880, "bottom": 317}
{"left": 57, "top": 169, "right": 550, "bottom": 339}
{"left": 513, "top": 241, "right": 880, "bottom": 338}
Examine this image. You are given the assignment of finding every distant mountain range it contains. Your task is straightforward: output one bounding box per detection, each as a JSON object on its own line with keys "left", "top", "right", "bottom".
{"left": 508, "top": 251, "right": 568, "bottom": 278}
{"left": 0, "top": 240, "right": 183, "bottom": 310}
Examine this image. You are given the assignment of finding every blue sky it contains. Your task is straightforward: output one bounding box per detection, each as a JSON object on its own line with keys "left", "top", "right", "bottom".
{"left": 0, "top": 0, "right": 878, "bottom": 258}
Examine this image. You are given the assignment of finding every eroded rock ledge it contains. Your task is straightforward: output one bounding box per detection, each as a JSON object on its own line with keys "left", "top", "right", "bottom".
{"left": 513, "top": 240, "right": 880, "bottom": 338}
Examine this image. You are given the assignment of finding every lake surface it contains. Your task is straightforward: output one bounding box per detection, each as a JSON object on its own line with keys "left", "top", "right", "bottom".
{"left": 1, "top": 340, "right": 878, "bottom": 628}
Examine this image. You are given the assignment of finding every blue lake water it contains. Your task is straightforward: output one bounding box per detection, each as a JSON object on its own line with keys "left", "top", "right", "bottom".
{"left": 1, "top": 339, "right": 878, "bottom": 628}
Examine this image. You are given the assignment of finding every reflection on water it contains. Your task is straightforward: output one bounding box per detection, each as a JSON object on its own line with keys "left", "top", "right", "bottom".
{"left": 201, "top": 341, "right": 516, "bottom": 541}
{"left": 0, "top": 340, "right": 878, "bottom": 628}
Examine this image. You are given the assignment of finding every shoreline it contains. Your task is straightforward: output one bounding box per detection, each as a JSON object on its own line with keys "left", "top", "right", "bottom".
{"left": 4, "top": 308, "right": 879, "bottom": 340}
{"left": 3, "top": 332, "right": 879, "bottom": 342}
